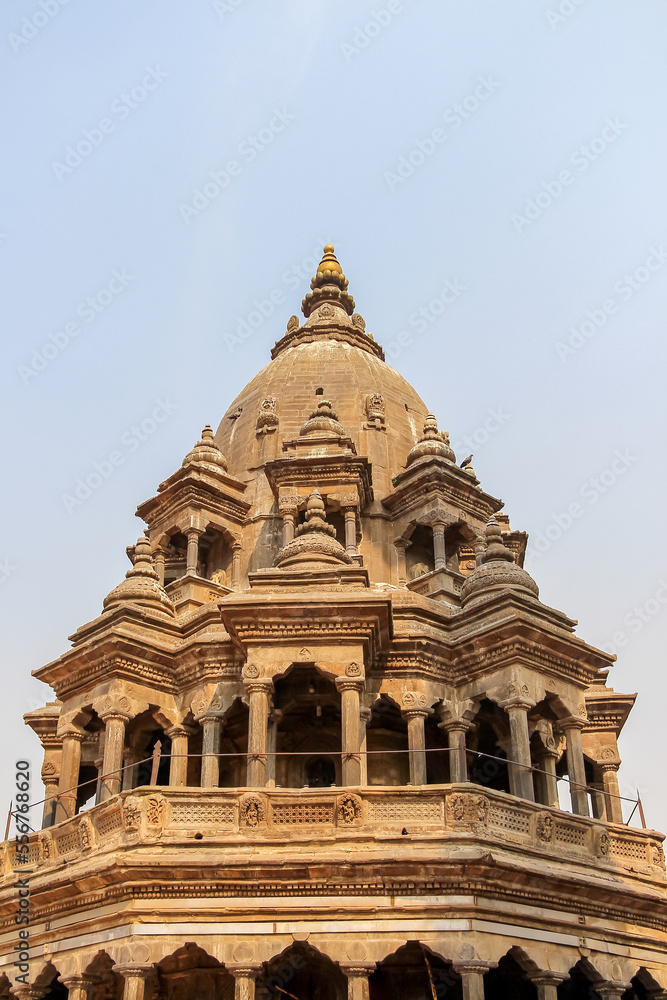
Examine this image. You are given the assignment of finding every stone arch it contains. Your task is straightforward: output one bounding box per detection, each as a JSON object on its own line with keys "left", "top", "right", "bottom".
{"left": 126, "top": 709, "right": 172, "bottom": 788}
{"left": 369, "top": 941, "right": 462, "bottom": 1000}
{"left": 273, "top": 665, "right": 342, "bottom": 788}
{"left": 33, "top": 963, "right": 67, "bottom": 1000}
{"left": 484, "top": 950, "right": 538, "bottom": 999}
{"left": 402, "top": 522, "right": 435, "bottom": 581}
{"left": 0, "top": 975, "right": 11, "bottom": 999}
{"left": 558, "top": 958, "right": 604, "bottom": 998}
{"left": 366, "top": 693, "right": 409, "bottom": 786}
{"left": 259, "top": 941, "right": 347, "bottom": 1000}
{"left": 157, "top": 942, "right": 234, "bottom": 1000}
{"left": 624, "top": 968, "right": 665, "bottom": 998}
{"left": 83, "top": 951, "right": 122, "bottom": 1000}
{"left": 467, "top": 697, "right": 511, "bottom": 794}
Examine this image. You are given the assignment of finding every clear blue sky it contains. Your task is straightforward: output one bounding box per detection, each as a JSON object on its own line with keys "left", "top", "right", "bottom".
{"left": 1, "top": 1, "right": 666, "bottom": 832}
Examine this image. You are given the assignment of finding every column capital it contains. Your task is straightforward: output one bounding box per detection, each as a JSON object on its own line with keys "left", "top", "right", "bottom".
{"left": 600, "top": 759, "right": 621, "bottom": 772}
{"left": 402, "top": 706, "right": 431, "bottom": 720}
{"left": 244, "top": 679, "right": 274, "bottom": 696}
{"left": 438, "top": 717, "right": 473, "bottom": 734}
{"left": 561, "top": 715, "right": 587, "bottom": 730}
{"left": 227, "top": 965, "right": 261, "bottom": 979}
{"left": 499, "top": 696, "right": 535, "bottom": 712}
{"left": 394, "top": 537, "right": 410, "bottom": 551}
{"left": 335, "top": 676, "right": 364, "bottom": 693}
{"left": 597, "top": 984, "right": 633, "bottom": 1000}
{"left": 115, "top": 966, "right": 154, "bottom": 980}
{"left": 58, "top": 976, "right": 99, "bottom": 992}
{"left": 100, "top": 709, "right": 132, "bottom": 724}
{"left": 165, "top": 724, "right": 191, "bottom": 740}
{"left": 453, "top": 961, "right": 498, "bottom": 975}
{"left": 58, "top": 727, "right": 86, "bottom": 742}
{"left": 528, "top": 972, "right": 568, "bottom": 987}
{"left": 185, "top": 525, "right": 205, "bottom": 538}
{"left": 341, "top": 964, "right": 376, "bottom": 977}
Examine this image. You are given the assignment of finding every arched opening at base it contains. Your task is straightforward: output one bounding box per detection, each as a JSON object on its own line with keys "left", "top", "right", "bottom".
{"left": 259, "top": 942, "right": 347, "bottom": 1000}
{"left": 369, "top": 942, "right": 462, "bottom": 1000}
{"left": 484, "top": 953, "right": 537, "bottom": 999}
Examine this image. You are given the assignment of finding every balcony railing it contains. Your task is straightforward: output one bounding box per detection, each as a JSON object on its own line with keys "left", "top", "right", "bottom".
{"left": 2, "top": 784, "right": 664, "bottom": 882}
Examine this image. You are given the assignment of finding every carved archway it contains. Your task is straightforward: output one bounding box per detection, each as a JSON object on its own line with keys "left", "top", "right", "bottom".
{"left": 369, "top": 942, "right": 462, "bottom": 1000}
{"left": 259, "top": 942, "right": 347, "bottom": 1000}
{"left": 157, "top": 943, "right": 234, "bottom": 1000}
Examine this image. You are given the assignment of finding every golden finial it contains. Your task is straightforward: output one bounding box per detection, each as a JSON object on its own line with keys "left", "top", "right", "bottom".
{"left": 316, "top": 244, "right": 342, "bottom": 277}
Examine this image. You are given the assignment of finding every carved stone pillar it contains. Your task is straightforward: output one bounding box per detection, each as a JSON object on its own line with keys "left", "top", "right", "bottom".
{"left": 433, "top": 522, "right": 447, "bottom": 571}
{"left": 122, "top": 748, "right": 139, "bottom": 791}
{"left": 231, "top": 543, "right": 242, "bottom": 589}
{"left": 117, "top": 966, "right": 153, "bottom": 1000}
{"left": 55, "top": 729, "right": 85, "bottom": 821}
{"left": 200, "top": 715, "right": 222, "bottom": 787}
{"left": 395, "top": 539, "right": 409, "bottom": 586}
{"left": 563, "top": 718, "right": 590, "bottom": 816}
{"left": 343, "top": 507, "right": 358, "bottom": 556}
{"left": 186, "top": 527, "right": 203, "bottom": 575}
{"left": 440, "top": 720, "right": 470, "bottom": 783}
{"left": 229, "top": 966, "right": 260, "bottom": 1000}
{"left": 453, "top": 962, "right": 495, "bottom": 1000}
{"left": 590, "top": 781, "right": 607, "bottom": 820}
{"left": 336, "top": 676, "right": 363, "bottom": 785}
{"left": 246, "top": 679, "right": 273, "bottom": 787}
{"left": 154, "top": 546, "right": 168, "bottom": 587}
{"left": 59, "top": 977, "right": 98, "bottom": 1000}
{"left": 342, "top": 965, "right": 374, "bottom": 1000}
{"left": 359, "top": 707, "right": 371, "bottom": 786}
{"left": 11, "top": 988, "right": 47, "bottom": 1000}
{"left": 502, "top": 699, "right": 535, "bottom": 802}
{"left": 100, "top": 712, "right": 130, "bottom": 801}
{"left": 528, "top": 973, "right": 567, "bottom": 1000}
{"left": 41, "top": 764, "right": 60, "bottom": 828}
{"left": 597, "top": 984, "right": 633, "bottom": 1000}
{"left": 601, "top": 761, "right": 623, "bottom": 824}
{"left": 166, "top": 725, "right": 190, "bottom": 787}
{"left": 402, "top": 706, "right": 429, "bottom": 786}
{"left": 533, "top": 742, "right": 560, "bottom": 809}
{"left": 266, "top": 708, "right": 282, "bottom": 787}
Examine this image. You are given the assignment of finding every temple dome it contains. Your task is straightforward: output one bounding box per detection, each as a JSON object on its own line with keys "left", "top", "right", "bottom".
{"left": 215, "top": 248, "right": 431, "bottom": 508}
{"left": 461, "top": 518, "right": 539, "bottom": 606}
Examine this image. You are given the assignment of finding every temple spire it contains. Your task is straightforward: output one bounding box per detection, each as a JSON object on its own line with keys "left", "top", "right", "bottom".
{"left": 301, "top": 243, "right": 356, "bottom": 318}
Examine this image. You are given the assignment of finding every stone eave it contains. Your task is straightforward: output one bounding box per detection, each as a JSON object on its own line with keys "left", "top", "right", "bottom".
{"left": 23, "top": 703, "right": 61, "bottom": 744}
{"left": 381, "top": 458, "right": 503, "bottom": 523}
{"left": 264, "top": 454, "right": 374, "bottom": 508}
{"left": 33, "top": 633, "right": 178, "bottom": 698}
{"left": 67, "top": 603, "right": 180, "bottom": 649}
{"left": 585, "top": 688, "right": 637, "bottom": 735}
{"left": 271, "top": 321, "right": 385, "bottom": 360}
{"left": 136, "top": 477, "right": 251, "bottom": 528}
{"left": 219, "top": 592, "right": 393, "bottom": 657}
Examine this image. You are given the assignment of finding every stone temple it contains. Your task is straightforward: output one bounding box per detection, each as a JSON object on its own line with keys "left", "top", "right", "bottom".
{"left": 2, "top": 246, "right": 666, "bottom": 1000}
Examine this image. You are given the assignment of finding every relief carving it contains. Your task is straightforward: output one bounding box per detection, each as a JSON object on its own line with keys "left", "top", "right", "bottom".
{"left": 241, "top": 794, "right": 265, "bottom": 827}
{"left": 365, "top": 392, "right": 386, "bottom": 428}
{"left": 256, "top": 395, "right": 279, "bottom": 434}
{"left": 147, "top": 795, "right": 165, "bottom": 826}
{"left": 536, "top": 814, "right": 554, "bottom": 843}
{"left": 337, "top": 793, "right": 362, "bottom": 824}
{"left": 122, "top": 798, "right": 142, "bottom": 832}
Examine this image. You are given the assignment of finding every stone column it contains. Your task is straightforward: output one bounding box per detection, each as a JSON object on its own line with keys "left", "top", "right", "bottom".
{"left": 597, "top": 984, "right": 633, "bottom": 1000}
{"left": 533, "top": 742, "right": 560, "bottom": 809}
{"left": 280, "top": 504, "right": 296, "bottom": 546}
{"left": 344, "top": 507, "right": 358, "bottom": 556}
{"left": 41, "top": 765, "right": 60, "bottom": 828}
{"left": 59, "top": 977, "right": 98, "bottom": 1000}
{"left": 166, "top": 725, "right": 190, "bottom": 787}
{"left": 154, "top": 546, "right": 168, "bottom": 587}
{"left": 229, "top": 966, "right": 260, "bottom": 1000}
{"left": 246, "top": 680, "right": 273, "bottom": 787}
{"left": 200, "top": 715, "right": 222, "bottom": 787}
{"left": 590, "top": 781, "right": 607, "bottom": 820}
{"left": 359, "top": 707, "right": 371, "bottom": 786}
{"left": 231, "top": 543, "right": 242, "bottom": 589}
{"left": 55, "top": 729, "right": 85, "bottom": 821}
{"left": 336, "top": 677, "right": 363, "bottom": 786}
{"left": 117, "top": 966, "right": 153, "bottom": 1000}
{"left": 402, "top": 707, "right": 429, "bottom": 786}
{"left": 122, "top": 748, "right": 138, "bottom": 791}
{"left": 453, "top": 962, "right": 495, "bottom": 1000}
{"left": 395, "top": 539, "right": 409, "bottom": 586}
{"left": 528, "top": 973, "right": 567, "bottom": 1000}
{"left": 440, "top": 720, "right": 470, "bottom": 783}
{"left": 601, "top": 762, "right": 623, "bottom": 824}
{"left": 10, "top": 988, "right": 47, "bottom": 1000}
{"left": 503, "top": 699, "right": 535, "bottom": 802}
{"left": 563, "top": 718, "right": 590, "bottom": 816}
{"left": 342, "top": 965, "right": 374, "bottom": 1000}
{"left": 100, "top": 712, "right": 130, "bottom": 801}
{"left": 433, "top": 522, "right": 447, "bottom": 571}
{"left": 186, "top": 527, "right": 203, "bottom": 575}
{"left": 266, "top": 708, "right": 282, "bottom": 787}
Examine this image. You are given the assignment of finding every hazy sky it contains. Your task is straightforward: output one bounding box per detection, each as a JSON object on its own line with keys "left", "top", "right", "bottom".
{"left": 1, "top": 1, "right": 666, "bottom": 834}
